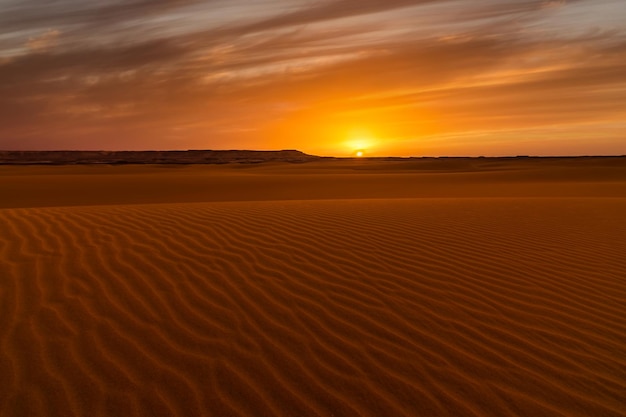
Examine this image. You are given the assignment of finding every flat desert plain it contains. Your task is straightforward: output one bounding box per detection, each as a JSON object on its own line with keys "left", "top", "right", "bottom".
{"left": 1, "top": 157, "right": 625, "bottom": 417}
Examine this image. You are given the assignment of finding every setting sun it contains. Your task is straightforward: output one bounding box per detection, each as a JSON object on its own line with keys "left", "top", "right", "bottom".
{"left": 355, "top": 150, "right": 364, "bottom": 157}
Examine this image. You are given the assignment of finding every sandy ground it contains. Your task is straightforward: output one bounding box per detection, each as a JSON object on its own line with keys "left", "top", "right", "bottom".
{"left": 1, "top": 159, "right": 625, "bottom": 416}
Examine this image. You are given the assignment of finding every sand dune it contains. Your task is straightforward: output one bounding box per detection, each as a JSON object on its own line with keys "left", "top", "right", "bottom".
{"left": 1, "top": 157, "right": 626, "bottom": 209}
{"left": 1, "top": 194, "right": 625, "bottom": 416}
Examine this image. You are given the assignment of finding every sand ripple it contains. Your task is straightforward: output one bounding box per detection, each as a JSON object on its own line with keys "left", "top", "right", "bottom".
{"left": 1, "top": 198, "right": 625, "bottom": 416}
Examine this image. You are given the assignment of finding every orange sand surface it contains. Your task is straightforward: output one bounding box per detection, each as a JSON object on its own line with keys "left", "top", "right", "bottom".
{"left": 1, "top": 159, "right": 625, "bottom": 416}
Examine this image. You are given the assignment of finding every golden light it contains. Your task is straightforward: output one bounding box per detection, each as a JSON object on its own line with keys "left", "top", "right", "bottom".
{"left": 345, "top": 128, "right": 378, "bottom": 156}
{"left": 347, "top": 137, "right": 374, "bottom": 151}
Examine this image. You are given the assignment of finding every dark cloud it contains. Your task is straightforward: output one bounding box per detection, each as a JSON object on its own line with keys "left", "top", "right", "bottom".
{"left": 222, "top": 0, "right": 574, "bottom": 38}
{"left": 0, "top": 0, "right": 199, "bottom": 31}
{"left": 235, "top": 0, "right": 440, "bottom": 34}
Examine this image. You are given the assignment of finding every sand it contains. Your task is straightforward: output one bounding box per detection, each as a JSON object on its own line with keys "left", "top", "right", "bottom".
{"left": 1, "top": 158, "right": 625, "bottom": 416}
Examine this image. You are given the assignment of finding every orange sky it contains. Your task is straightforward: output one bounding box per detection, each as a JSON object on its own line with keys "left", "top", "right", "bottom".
{"left": 1, "top": 0, "right": 625, "bottom": 156}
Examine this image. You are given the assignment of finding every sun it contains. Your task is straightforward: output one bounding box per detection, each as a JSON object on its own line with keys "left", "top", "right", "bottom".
{"left": 355, "top": 150, "right": 365, "bottom": 157}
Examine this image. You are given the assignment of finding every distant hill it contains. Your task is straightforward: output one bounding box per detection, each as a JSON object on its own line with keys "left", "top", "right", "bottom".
{"left": 0, "top": 150, "right": 320, "bottom": 165}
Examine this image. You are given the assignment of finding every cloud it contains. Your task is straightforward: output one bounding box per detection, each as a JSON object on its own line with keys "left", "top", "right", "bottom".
{"left": 220, "top": 0, "right": 574, "bottom": 38}
{"left": 25, "top": 29, "right": 61, "bottom": 52}
{"left": 235, "top": 0, "right": 439, "bottom": 34}
{"left": 0, "top": 0, "right": 200, "bottom": 32}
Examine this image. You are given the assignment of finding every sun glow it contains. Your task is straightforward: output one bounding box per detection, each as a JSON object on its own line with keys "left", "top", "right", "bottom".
{"left": 345, "top": 128, "right": 377, "bottom": 156}
{"left": 347, "top": 137, "right": 374, "bottom": 151}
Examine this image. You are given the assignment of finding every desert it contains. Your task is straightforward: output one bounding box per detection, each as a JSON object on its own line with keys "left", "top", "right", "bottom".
{"left": 4, "top": 0, "right": 626, "bottom": 414}
{"left": 1, "top": 155, "right": 625, "bottom": 416}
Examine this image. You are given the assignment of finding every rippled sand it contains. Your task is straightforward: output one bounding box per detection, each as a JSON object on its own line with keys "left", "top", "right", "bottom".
{"left": 1, "top": 159, "right": 625, "bottom": 416}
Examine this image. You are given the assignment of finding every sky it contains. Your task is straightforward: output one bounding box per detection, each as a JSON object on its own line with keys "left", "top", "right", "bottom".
{"left": 0, "top": 0, "right": 625, "bottom": 156}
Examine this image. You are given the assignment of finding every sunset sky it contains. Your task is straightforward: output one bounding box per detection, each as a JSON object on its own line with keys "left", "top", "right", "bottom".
{"left": 1, "top": 0, "right": 625, "bottom": 156}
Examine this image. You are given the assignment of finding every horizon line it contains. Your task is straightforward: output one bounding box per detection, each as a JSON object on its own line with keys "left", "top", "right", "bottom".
{"left": 1, "top": 149, "right": 626, "bottom": 159}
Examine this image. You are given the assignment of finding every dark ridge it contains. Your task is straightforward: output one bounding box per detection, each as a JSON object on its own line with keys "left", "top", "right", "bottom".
{"left": 0, "top": 150, "right": 320, "bottom": 165}
{"left": 1, "top": 151, "right": 624, "bottom": 166}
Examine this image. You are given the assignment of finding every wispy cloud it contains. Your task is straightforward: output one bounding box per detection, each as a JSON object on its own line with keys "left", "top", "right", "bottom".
{"left": 25, "top": 29, "right": 61, "bottom": 52}
{"left": 0, "top": 0, "right": 200, "bottom": 31}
